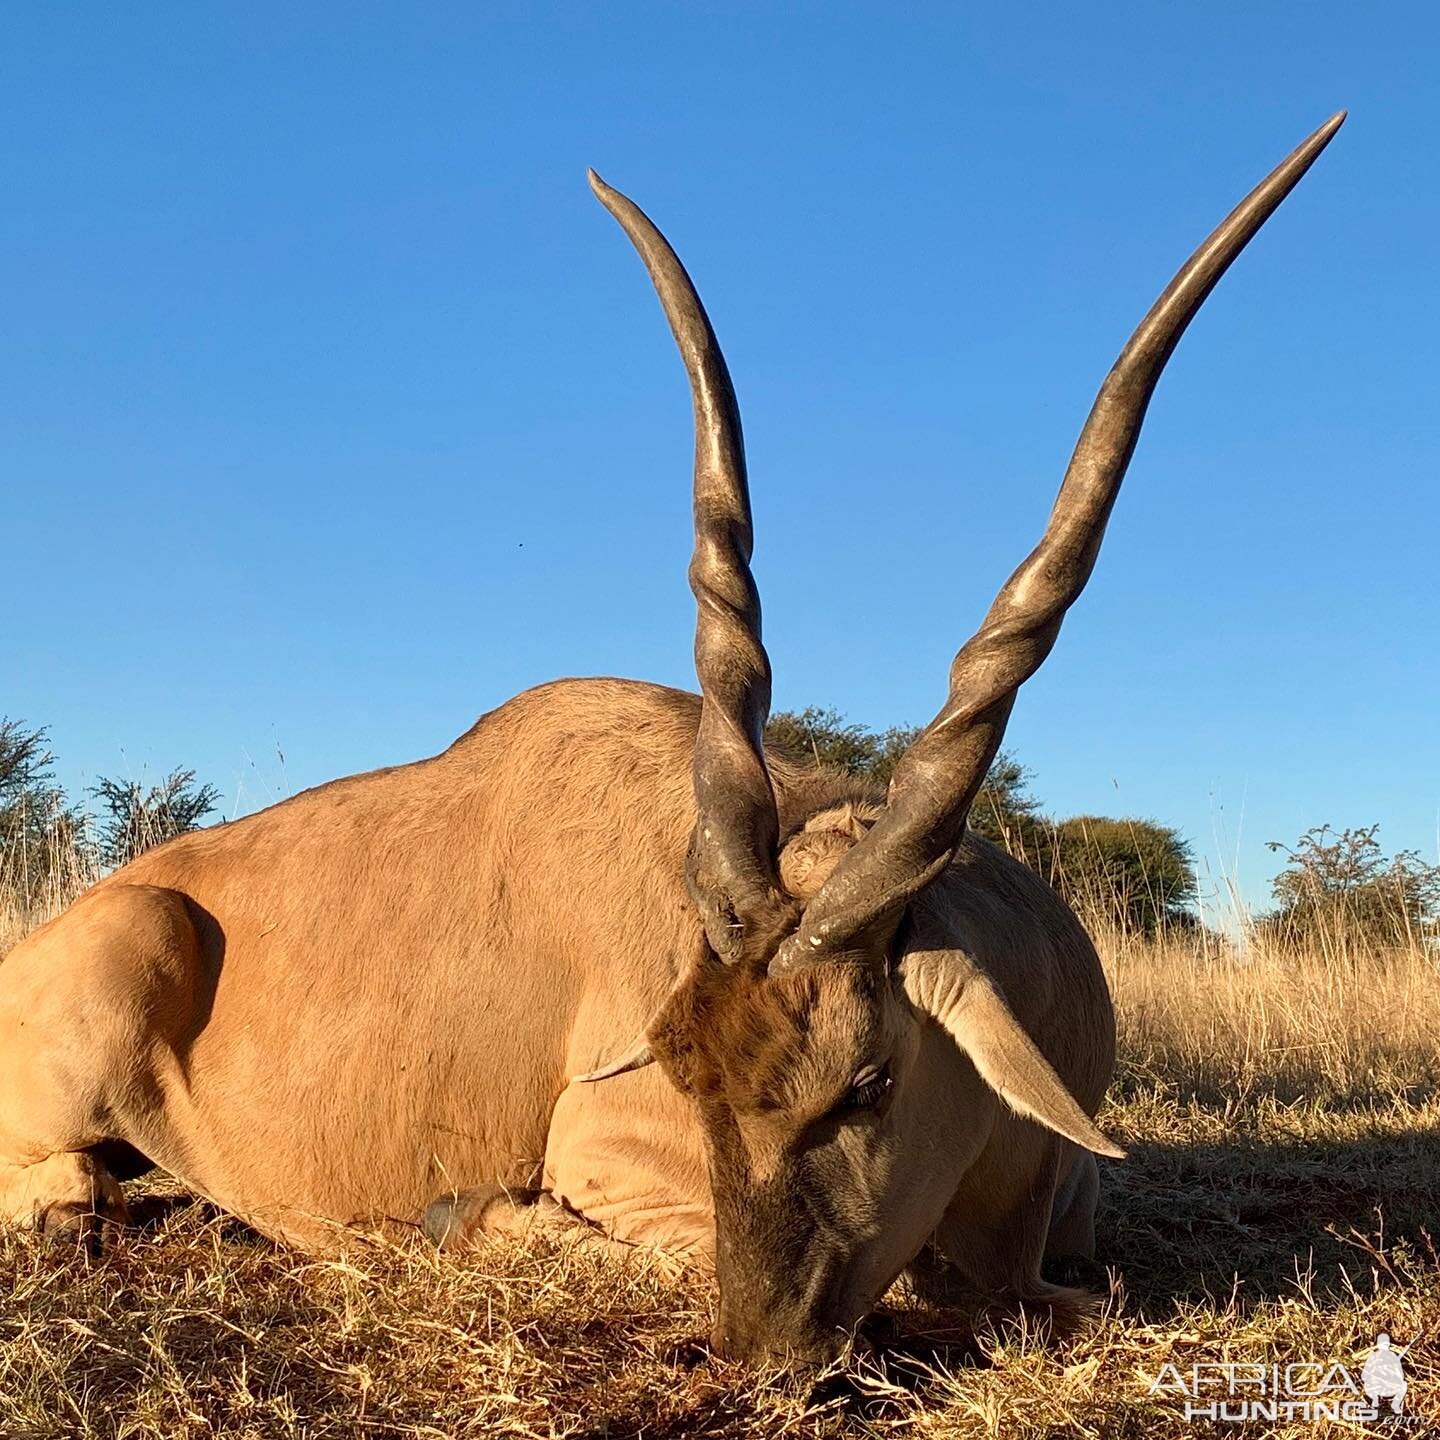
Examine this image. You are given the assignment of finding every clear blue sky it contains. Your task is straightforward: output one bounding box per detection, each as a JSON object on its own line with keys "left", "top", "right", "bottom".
{"left": 4, "top": 4, "right": 1436, "bottom": 917}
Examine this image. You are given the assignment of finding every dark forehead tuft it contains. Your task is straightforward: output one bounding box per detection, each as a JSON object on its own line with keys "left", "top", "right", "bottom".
{"left": 656, "top": 943, "right": 888, "bottom": 1110}
{"left": 725, "top": 965, "right": 883, "bottom": 1110}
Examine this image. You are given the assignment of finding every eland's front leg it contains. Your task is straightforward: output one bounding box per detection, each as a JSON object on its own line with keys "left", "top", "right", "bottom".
{"left": 0, "top": 883, "right": 207, "bottom": 1249}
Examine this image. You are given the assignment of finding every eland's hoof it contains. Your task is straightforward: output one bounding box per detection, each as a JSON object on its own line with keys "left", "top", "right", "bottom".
{"left": 36, "top": 1200, "right": 121, "bottom": 1258}
{"left": 423, "top": 1183, "right": 513, "bottom": 1251}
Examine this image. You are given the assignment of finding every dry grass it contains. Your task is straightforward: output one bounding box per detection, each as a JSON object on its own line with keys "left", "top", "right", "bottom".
{"left": 1109, "top": 929, "right": 1440, "bottom": 1108}
{"left": 0, "top": 827, "right": 99, "bottom": 961}
{"left": 4, "top": 870, "right": 1440, "bottom": 1436}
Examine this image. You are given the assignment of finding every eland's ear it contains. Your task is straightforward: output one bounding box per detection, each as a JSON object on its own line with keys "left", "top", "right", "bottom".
{"left": 900, "top": 954, "right": 1125, "bottom": 1160}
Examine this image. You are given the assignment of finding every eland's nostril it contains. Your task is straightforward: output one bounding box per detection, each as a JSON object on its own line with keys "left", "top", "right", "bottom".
{"left": 856, "top": 1310, "right": 899, "bottom": 1347}
{"left": 709, "top": 1314, "right": 848, "bottom": 1368}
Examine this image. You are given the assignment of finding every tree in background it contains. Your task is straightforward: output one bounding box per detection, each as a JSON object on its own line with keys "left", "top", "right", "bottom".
{"left": 1042, "top": 816, "right": 1198, "bottom": 935}
{"left": 90, "top": 769, "right": 221, "bottom": 868}
{"left": 0, "top": 718, "right": 53, "bottom": 801}
{"left": 766, "top": 708, "right": 1039, "bottom": 838}
{"left": 0, "top": 718, "right": 86, "bottom": 906}
{"left": 766, "top": 707, "right": 1196, "bottom": 935}
{"left": 1264, "top": 824, "right": 1440, "bottom": 950}
{"left": 765, "top": 707, "right": 917, "bottom": 788}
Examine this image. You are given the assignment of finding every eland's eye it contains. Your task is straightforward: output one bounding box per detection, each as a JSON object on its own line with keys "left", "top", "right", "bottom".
{"left": 843, "top": 1066, "right": 893, "bottom": 1110}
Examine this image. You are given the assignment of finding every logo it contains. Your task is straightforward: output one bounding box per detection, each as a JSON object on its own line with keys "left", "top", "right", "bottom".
{"left": 1363, "top": 1334, "right": 1408, "bottom": 1415}
{"left": 1149, "top": 1334, "right": 1417, "bottom": 1424}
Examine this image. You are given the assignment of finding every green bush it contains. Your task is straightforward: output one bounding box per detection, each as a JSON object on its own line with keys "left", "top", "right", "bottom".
{"left": 1263, "top": 824, "right": 1440, "bottom": 951}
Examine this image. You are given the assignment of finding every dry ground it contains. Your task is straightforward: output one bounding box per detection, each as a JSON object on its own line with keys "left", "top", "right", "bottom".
{"left": 3, "top": 894, "right": 1439, "bottom": 1438}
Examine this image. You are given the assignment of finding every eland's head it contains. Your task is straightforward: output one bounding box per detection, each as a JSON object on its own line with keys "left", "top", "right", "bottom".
{"left": 578, "top": 113, "right": 1344, "bottom": 1363}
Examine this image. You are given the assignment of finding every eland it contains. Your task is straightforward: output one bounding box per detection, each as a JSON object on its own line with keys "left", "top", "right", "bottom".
{"left": 0, "top": 114, "right": 1343, "bottom": 1362}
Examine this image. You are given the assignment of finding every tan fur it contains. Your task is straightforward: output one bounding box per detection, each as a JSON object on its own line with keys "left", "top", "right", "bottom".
{"left": 777, "top": 802, "right": 881, "bottom": 900}
{"left": 0, "top": 679, "right": 1113, "bottom": 1353}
